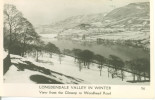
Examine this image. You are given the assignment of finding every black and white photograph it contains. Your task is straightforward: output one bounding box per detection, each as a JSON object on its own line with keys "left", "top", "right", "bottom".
{"left": 3, "top": 0, "right": 150, "bottom": 85}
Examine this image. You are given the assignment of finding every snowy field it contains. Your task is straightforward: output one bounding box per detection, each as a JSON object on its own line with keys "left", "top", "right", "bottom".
{"left": 4, "top": 52, "right": 149, "bottom": 85}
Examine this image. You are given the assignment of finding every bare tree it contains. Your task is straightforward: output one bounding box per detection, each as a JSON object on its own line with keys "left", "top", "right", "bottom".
{"left": 72, "top": 49, "right": 82, "bottom": 62}
{"left": 94, "top": 54, "right": 106, "bottom": 76}
{"left": 72, "top": 49, "right": 83, "bottom": 71}
{"left": 19, "top": 18, "right": 36, "bottom": 57}
{"left": 128, "top": 58, "right": 150, "bottom": 82}
{"left": 126, "top": 60, "right": 137, "bottom": 81}
{"left": 80, "top": 50, "right": 94, "bottom": 69}
{"left": 45, "top": 42, "right": 59, "bottom": 58}
{"left": 109, "top": 55, "right": 125, "bottom": 81}
{"left": 4, "top": 4, "right": 22, "bottom": 55}
{"left": 33, "top": 34, "right": 44, "bottom": 62}
{"left": 4, "top": 4, "right": 38, "bottom": 57}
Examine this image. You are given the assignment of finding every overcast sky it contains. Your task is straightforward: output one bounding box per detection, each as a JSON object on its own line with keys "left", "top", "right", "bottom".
{"left": 5, "top": 0, "right": 149, "bottom": 27}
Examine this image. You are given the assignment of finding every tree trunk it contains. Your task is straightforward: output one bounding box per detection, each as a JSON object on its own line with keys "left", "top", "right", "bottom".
{"left": 50, "top": 53, "right": 52, "bottom": 58}
{"left": 84, "top": 61, "right": 86, "bottom": 67}
{"left": 100, "top": 65, "right": 102, "bottom": 76}
{"left": 115, "top": 67, "right": 118, "bottom": 75}
{"left": 74, "top": 58, "right": 76, "bottom": 63}
{"left": 121, "top": 70, "right": 123, "bottom": 81}
{"left": 22, "top": 33, "right": 27, "bottom": 57}
{"left": 59, "top": 54, "right": 61, "bottom": 64}
{"left": 36, "top": 50, "right": 38, "bottom": 62}
{"left": 8, "top": 24, "right": 12, "bottom": 55}
{"left": 112, "top": 74, "right": 114, "bottom": 79}
{"left": 139, "top": 75, "right": 141, "bottom": 81}
{"left": 87, "top": 63, "right": 90, "bottom": 69}
{"left": 100, "top": 69, "right": 102, "bottom": 76}
{"left": 137, "top": 74, "right": 141, "bottom": 81}
{"left": 133, "top": 74, "right": 135, "bottom": 81}
{"left": 108, "top": 68, "right": 109, "bottom": 78}
{"left": 79, "top": 60, "right": 82, "bottom": 72}
{"left": 21, "top": 43, "right": 26, "bottom": 57}
{"left": 144, "top": 73, "right": 146, "bottom": 80}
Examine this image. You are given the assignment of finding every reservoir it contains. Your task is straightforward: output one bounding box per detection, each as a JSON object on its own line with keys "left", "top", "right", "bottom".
{"left": 40, "top": 34, "right": 150, "bottom": 61}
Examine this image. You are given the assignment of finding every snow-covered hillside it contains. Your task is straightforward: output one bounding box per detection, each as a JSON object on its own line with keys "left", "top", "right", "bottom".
{"left": 4, "top": 53, "right": 149, "bottom": 85}
{"left": 36, "top": 2, "right": 150, "bottom": 49}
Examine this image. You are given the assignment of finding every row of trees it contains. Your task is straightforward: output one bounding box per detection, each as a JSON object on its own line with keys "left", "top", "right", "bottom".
{"left": 64, "top": 48, "right": 150, "bottom": 82}
{"left": 71, "top": 49, "right": 125, "bottom": 80}
{"left": 3, "top": 4, "right": 62, "bottom": 63}
{"left": 126, "top": 59, "right": 150, "bottom": 81}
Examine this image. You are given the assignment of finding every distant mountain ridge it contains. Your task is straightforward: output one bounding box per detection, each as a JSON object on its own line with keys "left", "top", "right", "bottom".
{"left": 36, "top": 2, "right": 150, "bottom": 49}
{"left": 103, "top": 2, "right": 149, "bottom": 29}
{"left": 105, "top": 2, "right": 149, "bottom": 19}
{"left": 36, "top": 2, "right": 149, "bottom": 33}
{"left": 58, "top": 2, "right": 149, "bottom": 29}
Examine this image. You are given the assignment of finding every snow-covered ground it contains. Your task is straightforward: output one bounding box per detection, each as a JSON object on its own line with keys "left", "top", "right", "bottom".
{"left": 4, "top": 53, "right": 149, "bottom": 85}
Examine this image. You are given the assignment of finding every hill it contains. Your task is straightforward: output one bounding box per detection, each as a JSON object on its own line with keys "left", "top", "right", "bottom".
{"left": 36, "top": 2, "right": 150, "bottom": 49}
